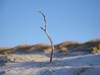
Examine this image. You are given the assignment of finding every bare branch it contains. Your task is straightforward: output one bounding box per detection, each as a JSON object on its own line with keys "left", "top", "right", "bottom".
{"left": 36, "top": 9, "right": 54, "bottom": 63}
{"left": 35, "top": 9, "right": 47, "bottom": 31}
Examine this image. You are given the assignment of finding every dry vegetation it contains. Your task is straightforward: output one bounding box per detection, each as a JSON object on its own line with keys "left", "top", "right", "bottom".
{"left": 0, "top": 44, "right": 50, "bottom": 55}
{"left": 0, "top": 39, "right": 100, "bottom": 55}
{"left": 0, "top": 47, "right": 12, "bottom": 51}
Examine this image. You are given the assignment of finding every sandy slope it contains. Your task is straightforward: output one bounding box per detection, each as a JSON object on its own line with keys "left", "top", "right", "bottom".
{"left": 0, "top": 51, "right": 100, "bottom": 75}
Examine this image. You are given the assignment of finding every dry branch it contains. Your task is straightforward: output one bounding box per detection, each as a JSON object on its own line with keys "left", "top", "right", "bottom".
{"left": 36, "top": 9, "right": 54, "bottom": 63}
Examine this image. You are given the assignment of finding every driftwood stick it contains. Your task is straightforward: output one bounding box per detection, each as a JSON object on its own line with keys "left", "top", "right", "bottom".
{"left": 36, "top": 9, "right": 54, "bottom": 63}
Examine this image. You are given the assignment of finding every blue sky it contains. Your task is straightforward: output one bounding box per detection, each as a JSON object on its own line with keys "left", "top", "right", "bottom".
{"left": 0, "top": 0, "right": 100, "bottom": 47}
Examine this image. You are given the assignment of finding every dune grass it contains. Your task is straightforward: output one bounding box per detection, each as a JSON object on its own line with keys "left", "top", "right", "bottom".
{"left": 0, "top": 47, "right": 12, "bottom": 51}
{"left": 0, "top": 39, "right": 100, "bottom": 55}
{"left": 0, "top": 43, "right": 50, "bottom": 55}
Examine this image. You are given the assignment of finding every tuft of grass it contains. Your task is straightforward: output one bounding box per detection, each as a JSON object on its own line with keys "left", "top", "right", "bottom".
{"left": 60, "top": 47, "right": 67, "bottom": 52}
{"left": 55, "top": 47, "right": 69, "bottom": 55}
{"left": 91, "top": 47, "right": 98, "bottom": 54}
{"left": 43, "top": 47, "right": 51, "bottom": 53}
{"left": 97, "top": 44, "right": 100, "bottom": 50}
{"left": 91, "top": 46, "right": 100, "bottom": 54}
{"left": 60, "top": 47, "right": 69, "bottom": 55}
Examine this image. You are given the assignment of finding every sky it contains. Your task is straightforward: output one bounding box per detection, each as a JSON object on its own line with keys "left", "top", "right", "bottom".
{"left": 0, "top": 0, "right": 100, "bottom": 47}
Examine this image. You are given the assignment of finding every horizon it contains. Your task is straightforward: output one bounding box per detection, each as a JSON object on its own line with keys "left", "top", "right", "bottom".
{"left": 0, "top": 39, "right": 100, "bottom": 48}
{"left": 0, "top": 0, "right": 100, "bottom": 47}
